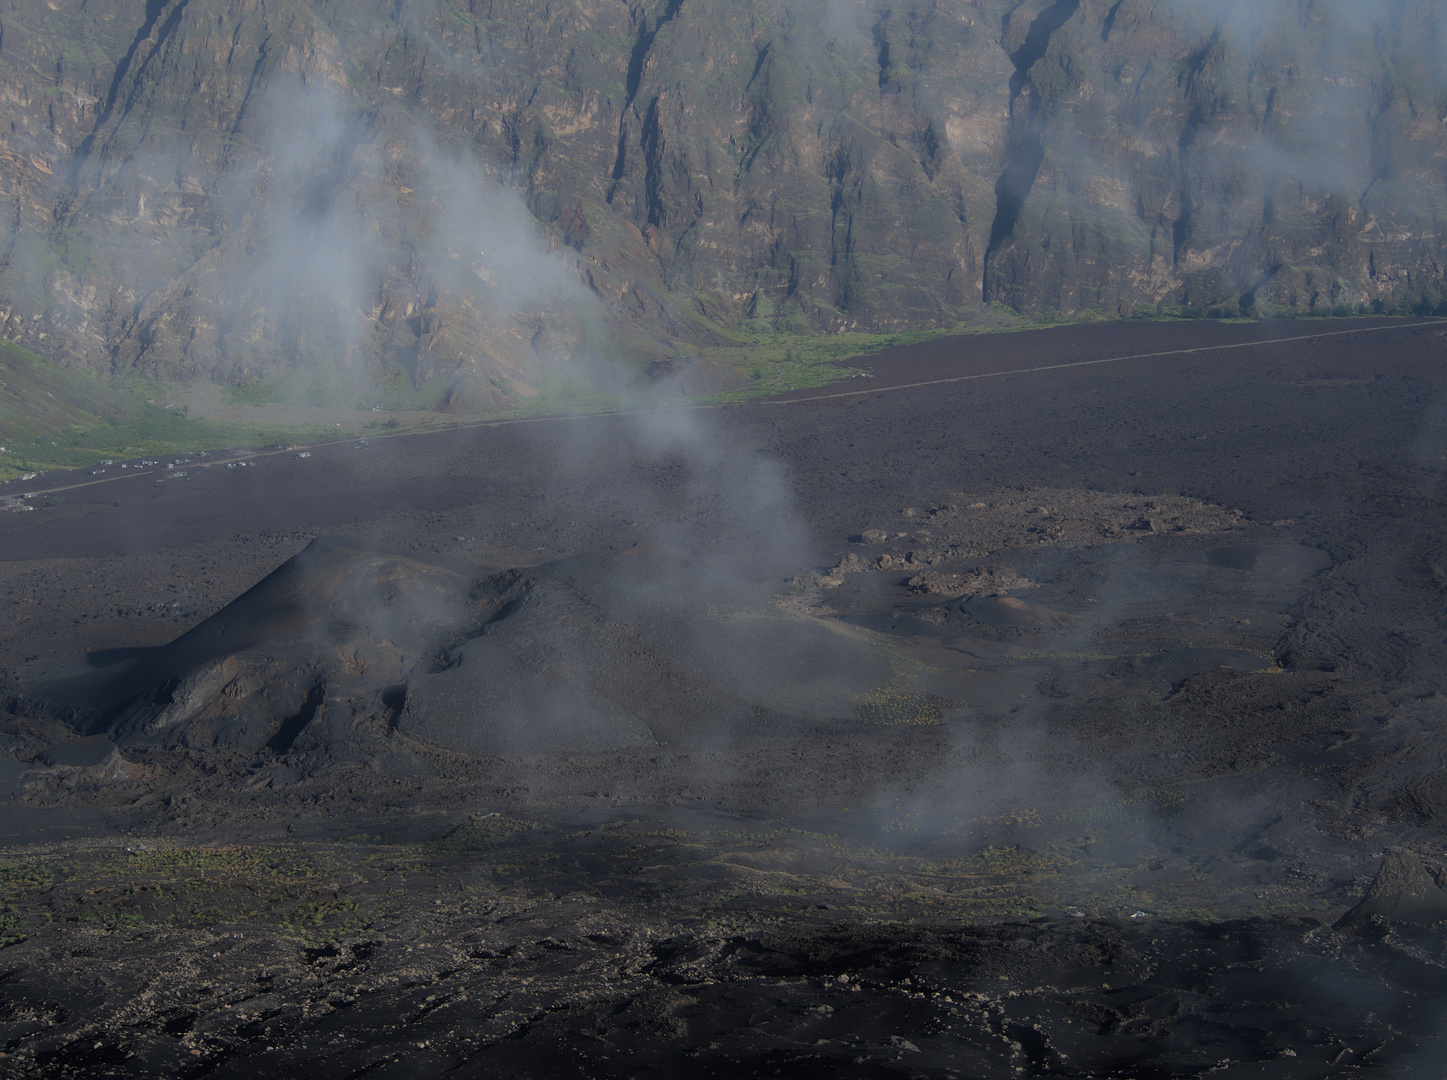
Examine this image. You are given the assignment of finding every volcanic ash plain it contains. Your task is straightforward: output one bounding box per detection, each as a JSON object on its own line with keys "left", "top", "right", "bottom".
{"left": 2, "top": 318, "right": 1447, "bottom": 1076}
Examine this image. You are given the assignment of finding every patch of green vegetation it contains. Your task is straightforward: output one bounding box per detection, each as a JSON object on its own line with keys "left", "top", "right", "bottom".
{"left": 1007, "top": 649, "right": 1119, "bottom": 663}
{"left": 855, "top": 681, "right": 949, "bottom": 726}
{"left": 949, "top": 788, "right": 1190, "bottom": 841}
{"left": 1135, "top": 301, "right": 1447, "bottom": 321}
{"left": 1062, "top": 788, "right": 1188, "bottom": 827}
{"left": 447, "top": 5, "right": 482, "bottom": 29}
{"left": 0, "top": 860, "right": 56, "bottom": 892}
{"left": 974, "top": 843, "right": 1075, "bottom": 876}
{"left": 429, "top": 812, "right": 544, "bottom": 854}
{"left": 877, "top": 642, "right": 941, "bottom": 677}
{"left": 496, "top": 371, "right": 620, "bottom": 419}
{"left": 0, "top": 344, "right": 359, "bottom": 481}
{"left": 693, "top": 310, "right": 1118, "bottom": 404}
{"left": 219, "top": 381, "right": 286, "bottom": 407}
{"left": 0, "top": 843, "right": 400, "bottom": 944}
{"left": 0, "top": 860, "right": 51, "bottom": 946}
{"left": 0, "top": 340, "right": 144, "bottom": 444}
{"left": 218, "top": 360, "right": 452, "bottom": 413}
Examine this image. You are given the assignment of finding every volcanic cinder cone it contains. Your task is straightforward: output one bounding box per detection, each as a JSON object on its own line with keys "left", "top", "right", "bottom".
{"left": 29, "top": 539, "right": 895, "bottom": 761}
{"left": 34, "top": 537, "right": 482, "bottom": 752}
{"left": 1336, "top": 851, "right": 1447, "bottom": 931}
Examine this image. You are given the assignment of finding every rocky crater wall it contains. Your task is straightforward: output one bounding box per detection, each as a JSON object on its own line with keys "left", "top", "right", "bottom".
{"left": 0, "top": 0, "right": 1440, "bottom": 392}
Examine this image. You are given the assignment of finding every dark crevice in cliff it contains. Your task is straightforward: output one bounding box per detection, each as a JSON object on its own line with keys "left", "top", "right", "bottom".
{"left": 1365, "top": 84, "right": 1396, "bottom": 199}
{"left": 624, "top": 0, "right": 683, "bottom": 109}
{"left": 124, "top": 0, "right": 192, "bottom": 107}
{"left": 610, "top": 125, "right": 630, "bottom": 186}
{"left": 99, "top": 0, "right": 171, "bottom": 124}
{"left": 873, "top": 24, "right": 891, "bottom": 88}
{"left": 229, "top": 33, "right": 274, "bottom": 137}
{"left": 609, "top": 0, "right": 684, "bottom": 201}
{"left": 1006, "top": 0, "right": 1079, "bottom": 101}
{"left": 268, "top": 686, "right": 324, "bottom": 755}
{"left": 1239, "top": 264, "right": 1281, "bottom": 313}
{"left": 1171, "top": 107, "right": 1202, "bottom": 264}
{"left": 0, "top": 200, "right": 20, "bottom": 286}
{"left": 985, "top": 138, "right": 1046, "bottom": 261}
{"left": 745, "top": 42, "right": 771, "bottom": 92}
{"left": 826, "top": 144, "right": 859, "bottom": 272}
{"left": 641, "top": 97, "right": 666, "bottom": 227}
{"left": 1180, "top": 27, "right": 1221, "bottom": 83}
{"left": 983, "top": 0, "right": 1080, "bottom": 298}
{"left": 1171, "top": 27, "right": 1221, "bottom": 265}
{"left": 918, "top": 122, "right": 944, "bottom": 180}
{"left": 1102, "top": 0, "right": 1124, "bottom": 41}
{"left": 299, "top": 119, "right": 367, "bottom": 224}
{"left": 70, "top": 0, "right": 189, "bottom": 186}
{"left": 1260, "top": 88, "right": 1277, "bottom": 225}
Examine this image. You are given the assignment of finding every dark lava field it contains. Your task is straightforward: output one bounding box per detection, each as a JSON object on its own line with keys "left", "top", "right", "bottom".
{"left": 4, "top": 317, "right": 1447, "bottom": 1077}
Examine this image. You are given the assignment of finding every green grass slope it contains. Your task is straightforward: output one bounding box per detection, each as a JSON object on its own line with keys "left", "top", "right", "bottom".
{"left": 0, "top": 344, "right": 343, "bottom": 482}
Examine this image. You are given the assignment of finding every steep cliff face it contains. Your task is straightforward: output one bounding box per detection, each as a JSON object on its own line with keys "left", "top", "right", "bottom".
{"left": 984, "top": 0, "right": 1447, "bottom": 316}
{"left": 0, "top": 0, "right": 1440, "bottom": 394}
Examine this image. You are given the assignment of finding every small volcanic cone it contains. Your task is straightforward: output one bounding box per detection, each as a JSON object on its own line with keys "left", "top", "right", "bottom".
{"left": 30, "top": 539, "right": 894, "bottom": 760}
{"left": 34, "top": 537, "right": 481, "bottom": 752}
{"left": 1336, "top": 851, "right": 1447, "bottom": 931}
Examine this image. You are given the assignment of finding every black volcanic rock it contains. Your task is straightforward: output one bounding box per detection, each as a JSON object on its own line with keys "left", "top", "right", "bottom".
{"left": 1336, "top": 850, "right": 1447, "bottom": 931}
{"left": 399, "top": 548, "right": 892, "bottom": 755}
{"left": 33, "top": 536, "right": 482, "bottom": 752}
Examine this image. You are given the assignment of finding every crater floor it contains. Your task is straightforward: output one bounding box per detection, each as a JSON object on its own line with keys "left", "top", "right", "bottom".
{"left": 3, "top": 318, "right": 1447, "bottom": 1076}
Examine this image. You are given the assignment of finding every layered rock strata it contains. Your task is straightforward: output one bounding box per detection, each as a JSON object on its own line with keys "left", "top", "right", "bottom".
{"left": 0, "top": 0, "right": 1439, "bottom": 397}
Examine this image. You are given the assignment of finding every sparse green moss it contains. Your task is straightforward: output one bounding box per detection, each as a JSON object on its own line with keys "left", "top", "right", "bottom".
{"left": 855, "top": 682, "right": 949, "bottom": 726}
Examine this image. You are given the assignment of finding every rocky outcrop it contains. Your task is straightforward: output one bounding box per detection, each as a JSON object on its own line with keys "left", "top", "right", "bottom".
{"left": 1336, "top": 850, "right": 1447, "bottom": 931}
{"left": 0, "top": 0, "right": 1440, "bottom": 397}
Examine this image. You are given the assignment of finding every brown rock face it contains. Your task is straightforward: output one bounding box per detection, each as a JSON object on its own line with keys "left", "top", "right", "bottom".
{"left": 984, "top": 0, "right": 1447, "bottom": 318}
{"left": 0, "top": 0, "right": 1440, "bottom": 395}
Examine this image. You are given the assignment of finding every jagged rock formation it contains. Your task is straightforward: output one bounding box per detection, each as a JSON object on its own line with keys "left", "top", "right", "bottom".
{"left": 0, "top": 0, "right": 1441, "bottom": 396}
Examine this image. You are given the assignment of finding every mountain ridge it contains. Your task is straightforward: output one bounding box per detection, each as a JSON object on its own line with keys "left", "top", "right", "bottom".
{"left": 0, "top": 0, "right": 1441, "bottom": 405}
